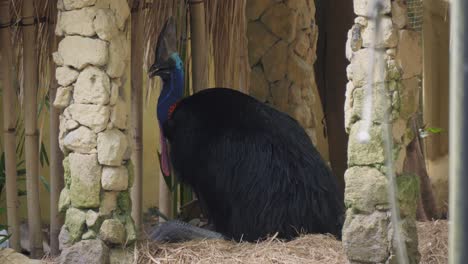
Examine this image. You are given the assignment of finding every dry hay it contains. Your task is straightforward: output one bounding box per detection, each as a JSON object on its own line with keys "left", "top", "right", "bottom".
{"left": 417, "top": 220, "right": 448, "bottom": 264}
{"left": 41, "top": 220, "right": 448, "bottom": 264}
{"left": 136, "top": 220, "right": 448, "bottom": 264}
{"left": 136, "top": 233, "right": 345, "bottom": 264}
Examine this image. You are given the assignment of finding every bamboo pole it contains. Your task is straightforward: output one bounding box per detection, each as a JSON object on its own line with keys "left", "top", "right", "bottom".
{"left": 22, "top": 0, "right": 43, "bottom": 258}
{"left": 0, "top": 0, "right": 21, "bottom": 251}
{"left": 131, "top": 0, "right": 144, "bottom": 234}
{"left": 48, "top": 21, "right": 63, "bottom": 256}
{"left": 159, "top": 170, "right": 172, "bottom": 221}
{"left": 189, "top": 0, "right": 208, "bottom": 93}
{"left": 449, "top": 0, "right": 468, "bottom": 262}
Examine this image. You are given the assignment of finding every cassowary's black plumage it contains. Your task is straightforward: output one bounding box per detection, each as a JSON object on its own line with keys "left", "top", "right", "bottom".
{"left": 150, "top": 18, "right": 344, "bottom": 242}
{"left": 163, "top": 88, "right": 343, "bottom": 241}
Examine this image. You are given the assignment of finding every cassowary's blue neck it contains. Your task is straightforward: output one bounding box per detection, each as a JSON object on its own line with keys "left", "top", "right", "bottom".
{"left": 157, "top": 53, "right": 184, "bottom": 125}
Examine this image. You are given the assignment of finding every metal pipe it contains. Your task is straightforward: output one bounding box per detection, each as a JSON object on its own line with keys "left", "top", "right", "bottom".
{"left": 449, "top": 0, "right": 468, "bottom": 263}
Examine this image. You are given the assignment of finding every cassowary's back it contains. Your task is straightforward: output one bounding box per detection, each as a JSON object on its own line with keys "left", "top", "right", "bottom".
{"left": 163, "top": 88, "right": 343, "bottom": 241}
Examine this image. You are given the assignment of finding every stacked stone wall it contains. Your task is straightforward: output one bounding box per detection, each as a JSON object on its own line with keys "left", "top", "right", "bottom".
{"left": 246, "top": 0, "right": 327, "bottom": 154}
{"left": 52, "top": 0, "right": 135, "bottom": 249}
{"left": 343, "top": 0, "right": 421, "bottom": 263}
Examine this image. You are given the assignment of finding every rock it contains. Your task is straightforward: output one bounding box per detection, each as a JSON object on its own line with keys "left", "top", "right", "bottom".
{"left": 110, "top": 248, "right": 133, "bottom": 264}
{"left": 63, "top": 156, "right": 71, "bottom": 188}
{"left": 362, "top": 16, "right": 397, "bottom": 48}
{"left": 100, "top": 191, "right": 118, "bottom": 216}
{"left": 0, "top": 248, "right": 42, "bottom": 264}
{"left": 349, "top": 48, "right": 386, "bottom": 88}
{"left": 348, "top": 121, "right": 385, "bottom": 166}
{"left": 124, "top": 216, "right": 136, "bottom": 243}
{"left": 63, "top": 126, "right": 97, "bottom": 154}
{"left": 62, "top": 0, "right": 96, "bottom": 10}
{"left": 396, "top": 30, "right": 422, "bottom": 79}
{"left": 69, "top": 153, "right": 102, "bottom": 208}
{"left": 292, "top": 104, "right": 312, "bottom": 128}
{"left": 60, "top": 239, "right": 110, "bottom": 264}
{"left": 53, "top": 51, "right": 64, "bottom": 66}
{"left": 65, "top": 208, "right": 86, "bottom": 243}
{"left": 56, "top": 7, "right": 97, "bottom": 37}
{"left": 59, "top": 188, "right": 71, "bottom": 213}
{"left": 59, "top": 225, "right": 71, "bottom": 250}
{"left": 117, "top": 192, "right": 131, "bottom": 212}
{"left": 102, "top": 166, "right": 129, "bottom": 191}
{"left": 249, "top": 66, "right": 269, "bottom": 102}
{"left": 82, "top": 230, "right": 97, "bottom": 240}
{"left": 353, "top": 0, "right": 391, "bottom": 17}
{"left": 287, "top": 51, "right": 313, "bottom": 85}
{"left": 106, "top": 34, "right": 128, "bottom": 78}
{"left": 392, "top": 0, "right": 408, "bottom": 29}
{"left": 247, "top": 21, "right": 278, "bottom": 66}
{"left": 74, "top": 66, "right": 111, "bottom": 105}
{"left": 344, "top": 82, "right": 356, "bottom": 132}
{"left": 262, "top": 40, "right": 288, "bottom": 82}
{"left": 399, "top": 77, "right": 420, "bottom": 119}
{"left": 397, "top": 173, "right": 420, "bottom": 218}
{"left": 354, "top": 16, "right": 367, "bottom": 26}
{"left": 54, "top": 86, "right": 73, "bottom": 109}
{"left": 109, "top": 80, "right": 119, "bottom": 105}
{"left": 351, "top": 84, "right": 392, "bottom": 123}
{"left": 100, "top": 219, "right": 126, "bottom": 244}
{"left": 58, "top": 36, "right": 108, "bottom": 70}
{"left": 344, "top": 167, "right": 389, "bottom": 212}
{"left": 56, "top": 66, "right": 79, "bottom": 86}
{"left": 97, "top": 129, "right": 128, "bottom": 166}
{"left": 66, "top": 119, "right": 80, "bottom": 130}
{"left": 110, "top": 98, "right": 127, "bottom": 129}
{"left": 293, "top": 31, "right": 309, "bottom": 58}
{"left": 86, "top": 210, "right": 100, "bottom": 228}
{"left": 246, "top": 0, "right": 272, "bottom": 20}
{"left": 96, "top": 0, "right": 130, "bottom": 30}
{"left": 270, "top": 79, "right": 291, "bottom": 112}
{"left": 342, "top": 210, "right": 390, "bottom": 263}
{"left": 94, "top": 9, "right": 118, "bottom": 41}
{"left": 261, "top": 3, "right": 297, "bottom": 42}
{"left": 67, "top": 104, "right": 110, "bottom": 133}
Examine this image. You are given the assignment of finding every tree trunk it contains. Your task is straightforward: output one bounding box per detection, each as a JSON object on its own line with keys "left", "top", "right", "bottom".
{"left": 0, "top": 0, "right": 21, "bottom": 251}
{"left": 131, "top": 0, "right": 144, "bottom": 234}
{"left": 189, "top": 0, "right": 208, "bottom": 93}
{"left": 22, "top": 0, "right": 43, "bottom": 258}
{"left": 48, "top": 17, "right": 63, "bottom": 256}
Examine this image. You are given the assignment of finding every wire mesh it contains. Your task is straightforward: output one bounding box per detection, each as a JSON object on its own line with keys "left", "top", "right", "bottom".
{"left": 407, "top": 0, "right": 424, "bottom": 32}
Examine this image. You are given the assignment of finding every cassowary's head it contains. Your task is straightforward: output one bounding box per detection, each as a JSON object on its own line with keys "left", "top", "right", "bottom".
{"left": 149, "top": 17, "right": 185, "bottom": 177}
{"left": 149, "top": 17, "right": 185, "bottom": 126}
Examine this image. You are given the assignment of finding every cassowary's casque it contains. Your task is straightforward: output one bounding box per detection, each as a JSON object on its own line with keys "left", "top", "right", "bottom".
{"left": 149, "top": 18, "right": 344, "bottom": 242}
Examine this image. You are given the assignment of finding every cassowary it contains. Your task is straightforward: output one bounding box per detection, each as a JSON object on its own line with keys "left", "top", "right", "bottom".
{"left": 149, "top": 18, "right": 344, "bottom": 242}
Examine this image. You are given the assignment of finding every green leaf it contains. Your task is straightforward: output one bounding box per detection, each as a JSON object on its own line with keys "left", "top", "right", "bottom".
{"left": 0, "top": 234, "right": 11, "bottom": 244}
{"left": 426, "top": 127, "right": 443, "bottom": 134}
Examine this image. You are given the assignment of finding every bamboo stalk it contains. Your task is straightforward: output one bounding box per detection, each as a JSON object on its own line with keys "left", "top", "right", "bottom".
{"left": 159, "top": 170, "right": 172, "bottom": 221}
{"left": 131, "top": 0, "right": 144, "bottom": 234}
{"left": 22, "top": 0, "right": 43, "bottom": 258}
{"left": 48, "top": 25, "right": 63, "bottom": 257}
{"left": 189, "top": 0, "right": 208, "bottom": 93}
{"left": 0, "top": 0, "right": 21, "bottom": 252}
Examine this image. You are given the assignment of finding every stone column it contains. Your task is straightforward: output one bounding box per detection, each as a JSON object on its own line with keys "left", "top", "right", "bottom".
{"left": 343, "top": 0, "right": 421, "bottom": 263}
{"left": 246, "top": 0, "right": 329, "bottom": 159}
{"left": 52, "top": 0, "right": 135, "bottom": 254}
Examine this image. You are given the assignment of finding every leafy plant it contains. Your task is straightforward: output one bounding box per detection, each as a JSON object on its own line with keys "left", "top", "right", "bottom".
{"left": 0, "top": 208, "right": 11, "bottom": 245}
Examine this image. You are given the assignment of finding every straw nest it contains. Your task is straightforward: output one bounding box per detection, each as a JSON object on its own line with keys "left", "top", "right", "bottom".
{"left": 133, "top": 220, "right": 448, "bottom": 264}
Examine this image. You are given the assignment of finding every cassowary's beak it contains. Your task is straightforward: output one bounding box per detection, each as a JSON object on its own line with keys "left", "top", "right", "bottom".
{"left": 149, "top": 17, "right": 177, "bottom": 78}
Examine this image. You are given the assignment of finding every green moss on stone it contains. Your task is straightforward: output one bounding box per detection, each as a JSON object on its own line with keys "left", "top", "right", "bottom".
{"left": 65, "top": 207, "right": 86, "bottom": 243}
{"left": 63, "top": 156, "right": 71, "bottom": 188}
{"left": 397, "top": 173, "right": 420, "bottom": 218}
{"left": 126, "top": 161, "right": 134, "bottom": 188}
{"left": 117, "top": 191, "right": 132, "bottom": 213}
